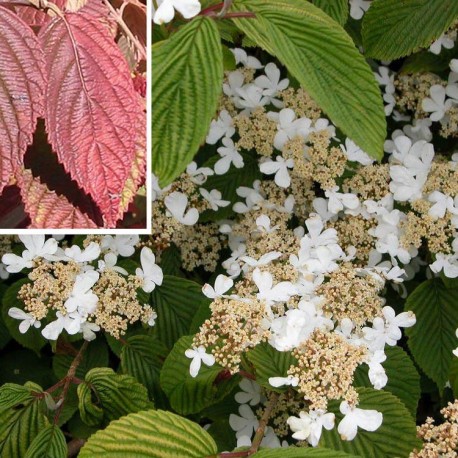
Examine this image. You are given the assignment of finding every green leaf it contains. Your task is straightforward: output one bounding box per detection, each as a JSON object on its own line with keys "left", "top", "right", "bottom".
{"left": 152, "top": 275, "right": 210, "bottom": 350}
{"left": 246, "top": 342, "right": 297, "bottom": 392}
{"left": 312, "top": 0, "right": 349, "bottom": 25}
{"left": 24, "top": 424, "right": 66, "bottom": 458}
{"left": 0, "top": 382, "right": 48, "bottom": 458}
{"left": 401, "top": 48, "right": 457, "bottom": 74}
{"left": 253, "top": 448, "right": 362, "bottom": 457}
{"left": 78, "top": 368, "right": 152, "bottom": 426}
{"left": 405, "top": 278, "right": 458, "bottom": 389}
{"left": 2, "top": 279, "right": 47, "bottom": 353}
{"left": 200, "top": 150, "right": 262, "bottom": 222}
{"left": 362, "top": 0, "right": 458, "bottom": 60}
{"left": 354, "top": 346, "right": 420, "bottom": 418}
{"left": 120, "top": 335, "right": 168, "bottom": 401}
{"left": 152, "top": 16, "right": 224, "bottom": 187}
{"left": 320, "top": 388, "right": 420, "bottom": 457}
{"left": 449, "top": 357, "right": 458, "bottom": 397}
{"left": 232, "top": 0, "right": 386, "bottom": 159}
{"left": 159, "top": 244, "right": 184, "bottom": 277}
{"left": 53, "top": 338, "right": 109, "bottom": 380}
{"left": 79, "top": 409, "right": 218, "bottom": 457}
{"left": 160, "top": 335, "right": 237, "bottom": 415}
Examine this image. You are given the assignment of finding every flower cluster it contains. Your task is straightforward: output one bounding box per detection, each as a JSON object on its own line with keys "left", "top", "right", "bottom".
{"left": 2, "top": 235, "right": 163, "bottom": 341}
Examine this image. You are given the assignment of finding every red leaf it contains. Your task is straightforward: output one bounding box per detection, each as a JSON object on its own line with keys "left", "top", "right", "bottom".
{"left": 18, "top": 168, "right": 98, "bottom": 228}
{"left": 39, "top": 13, "right": 144, "bottom": 227}
{"left": 0, "top": 7, "right": 46, "bottom": 195}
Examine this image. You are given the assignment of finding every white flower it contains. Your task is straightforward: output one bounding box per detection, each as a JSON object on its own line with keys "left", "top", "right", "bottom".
{"left": 268, "top": 375, "right": 299, "bottom": 388}
{"left": 164, "top": 191, "right": 199, "bottom": 225}
{"left": 287, "top": 411, "right": 311, "bottom": 441}
{"left": 422, "top": 85, "right": 453, "bottom": 121}
{"left": 136, "top": 247, "right": 163, "bottom": 293}
{"left": 428, "top": 191, "right": 455, "bottom": 219}
{"left": 367, "top": 350, "right": 388, "bottom": 389}
{"left": 81, "top": 321, "right": 100, "bottom": 341}
{"left": 206, "top": 110, "right": 235, "bottom": 144}
{"left": 430, "top": 253, "right": 458, "bottom": 278}
{"left": 338, "top": 402, "right": 383, "bottom": 441}
{"left": 451, "top": 59, "right": 458, "bottom": 74}
{"left": 223, "top": 71, "right": 245, "bottom": 99}
{"left": 374, "top": 66, "right": 395, "bottom": 94}
{"left": 288, "top": 410, "right": 335, "bottom": 446}
{"left": 64, "top": 242, "right": 101, "bottom": 263}
{"left": 235, "top": 378, "right": 262, "bottom": 406}
{"left": 231, "top": 48, "right": 263, "bottom": 69}
{"left": 41, "top": 312, "right": 82, "bottom": 340}
{"left": 186, "top": 162, "right": 214, "bottom": 185}
{"left": 254, "top": 62, "right": 289, "bottom": 107}
{"left": 236, "top": 84, "right": 269, "bottom": 110}
{"left": 241, "top": 251, "right": 282, "bottom": 271}
{"left": 215, "top": 138, "right": 244, "bottom": 174}
{"left": 429, "top": 33, "right": 455, "bottom": 55}
{"left": 2, "top": 235, "right": 59, "bottom": 273}
{"left": 101, "top": 235, "right": 139, "bottom": 257}
{"left": 202, "top": 274, "right": 233, "bottom": 299}
{"left": 185, "top": 346, "right": 215, "bottom": 377}
{"left": 270, "top": 108, "right": 312, "bottom": 151}
{"left": 229, "top": 404, "right": 259, "bottom": 439}
{"left": 255, "top": 215, "right": 279, "bottom": 234}
{"left": 349, "top": 0, "right": 371, "bottom": 20}
{"left": 64, "top": 271, "right": 99, "bottom": 318}
{"left": 153, "top": 0, "right": 201, "bottom": 24}
{"left": 325, "top": 187, "right": 360, "bottom": 214}
{"left": 260, "top": 156, "right": 294, "bottom": 188}
{"left": 97, "top": 253, "right": 127, "bottom": 275}
{"left": 253, "top": 268, "right": 296, "bottom": 303}
{"left": 341, "top": 139, "right": 374, "bottom": 165}
{"left": 147, "top": 310, "right": 158, "bottom": 327}
{"left": 199, "top": 188, "right": 230, "bottom": 211}
{"left": 8, "top": 308, "right": 40, "bottom": 334}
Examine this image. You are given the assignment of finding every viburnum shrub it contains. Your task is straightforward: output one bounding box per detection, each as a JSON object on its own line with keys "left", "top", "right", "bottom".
{"left": 0, "top": 0, "right": 146, "bottom": 229}
{"left": 2, "top": 1, "right": 458, "bottom": 458}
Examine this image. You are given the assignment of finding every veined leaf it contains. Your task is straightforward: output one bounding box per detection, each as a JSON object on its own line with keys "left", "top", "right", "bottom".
{"left": 24, "top": 424, "right": 67, "bottom": 458}
{"left": 151, "top": 275, "right": 211, "bottom": 350}
{"left": 152, "top": 17, "right": 224, "bottom": 186}
{"left": 160, "top": 336, "right": 238, "bottom": 415}
{"left": 354, "top": 346, "right": 420, "bottom": 418}
{"left": 0, "top": 7, "right": 45, "bottom": 195}
{"left": 78, "top": 367, "right": 152, "bottom": 426}
{"left": 320, "top": 388, "right": 420, "bottom": 457}
{"left": 0, "top": 382, "right": 48, "bottom": 458}
{"left": 79, "top": 409, "right": 218, "bottom": 457}
{"left": 405, "top": 278, "right": 458, "bottom": 389}
{"left": 246, "top": 342, "right": 297, "bottom": 393}
{"left": 231, "top": 0, "right": 386, "bottom": 160}
{"left": 312, "top": 0, "right": 349, "bottom": 25}
{"left": 362, "top": 0, "right": 458, "bottom": 60}
{"left": 18, "top": 168, "right": 98, "bottom": 228}
{"left": 39, "top": 13, "right": 144, "bottom": 228}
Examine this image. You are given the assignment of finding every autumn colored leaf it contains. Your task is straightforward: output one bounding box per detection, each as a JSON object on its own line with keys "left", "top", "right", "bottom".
{"left": 0, "top": 7, "right": 46, "bottom": 195}
{"left": 17, "top": 168, "right": 98, "bottom": 229}
{"left": 39, "top": 12, "right": 143, "bottom": 228}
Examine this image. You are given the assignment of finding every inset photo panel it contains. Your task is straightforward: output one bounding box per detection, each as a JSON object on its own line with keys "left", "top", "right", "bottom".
{"left": 0, "top": 0, "right": 149, "bottom": 232}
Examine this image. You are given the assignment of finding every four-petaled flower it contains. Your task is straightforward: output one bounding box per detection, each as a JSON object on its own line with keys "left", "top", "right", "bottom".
{"left": 136, "top": 247, "right": 164, "bottom": 293}
{"left": 185, "top": 346, "right": 215, "bottom": 377}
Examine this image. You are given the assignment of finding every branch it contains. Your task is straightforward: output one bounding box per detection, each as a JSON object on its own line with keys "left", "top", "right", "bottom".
{"left": 67, "top": 438, "right": 86, "bottom": 457}
{"left": 217, "top": 392, "right": 280, "bottom": 458}
{"left": 103, "top": 0, "right": 147, "bottom": 62}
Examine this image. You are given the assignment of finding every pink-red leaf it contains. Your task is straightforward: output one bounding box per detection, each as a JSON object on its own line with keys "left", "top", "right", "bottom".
{"left": 18, "top": 168, "right": 98, "bottom": 228}
{"left": 0, "top": 7, "right": 46, "bottom": 195}
{"left": 39, "top": 13, "right": 142, "bottom": 227}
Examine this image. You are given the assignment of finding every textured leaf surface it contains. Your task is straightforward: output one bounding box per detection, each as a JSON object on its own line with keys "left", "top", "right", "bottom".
{"left": 405, "top": 278, "right": 458, "bottom": 389}
{"left": 160, "top": 336, "right": 236, "bottom": 415}
{"left": 312, "top": 0, "right": 349, "bottom": 25}
{"left": 320, "top": 388, "right": 420, "bottom": 457}
{"left": 0, "top": 382, "right": 48, "bottom": 458}
{"left": 151, "top": 275, "right": 211, "bottom": 350}
{"left": 253, "top": 449, "right": 362, "bottom": 457}
{"left": 354, "top": 346, "right": 420, "bottom": 418}
{"left": 24, "top": 424, "right": 66, "bottom": 458}
{"left": 39, "top": 13, "right": 144, "bottom": 227}
{"left": 152, "top": 17, "right": 223, "bottom": 186}
{"left": 78, "top": 367, "right": 152, "bottom": 426}
{"left": 0, "top": 7, "right": 45, "bottom": 194}
{"left": 18, "top": 168, "right": 98, "bottom": 228}
{"left": 232, "top": 0, "right": 385, "bottom": 160}
{"left": 79, "top": 409, "right": 218, "bottom": 457}
{"left": 246, "top": 343, "right": 297, "bottom": 393}
{"left": 362, "top": 0, "right": 458, "bottom": 59}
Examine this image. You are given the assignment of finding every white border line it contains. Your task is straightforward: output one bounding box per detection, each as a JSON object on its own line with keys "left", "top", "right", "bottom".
{"left": 0, "top": 8, "right": 152, "bottom": 235}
